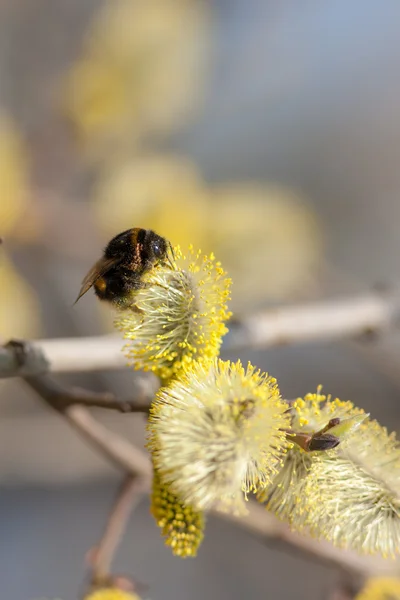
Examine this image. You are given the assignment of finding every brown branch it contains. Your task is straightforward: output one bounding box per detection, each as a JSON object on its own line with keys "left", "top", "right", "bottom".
{"left": 223, "top": 503, "right": 399, "bottom": 578}
{"left": 64, "top": 404, "right": 152, "bottom": 477}
{"left": 21, "top": 369, "right": 153, "bottom": 477}
{"left": 24, "top": 372, "right": 153, "bottom": 414}
{"left": 2, "top": 287, "right": 400, "bottom": 377}
{"left": 328, "top": 581, "right": 359, "bottom": 600}
{"left": 88, "top": 475, "right": 147, "bottom": 590}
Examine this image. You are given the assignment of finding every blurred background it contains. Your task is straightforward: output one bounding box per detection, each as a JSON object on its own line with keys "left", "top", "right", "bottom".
{"left": 2, "top": 0, "right": 400, "bottom": 598}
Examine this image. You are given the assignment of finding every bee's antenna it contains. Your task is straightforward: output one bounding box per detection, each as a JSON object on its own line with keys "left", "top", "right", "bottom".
{"left": 167, "top": 241, "right": 176, "bottom": 268}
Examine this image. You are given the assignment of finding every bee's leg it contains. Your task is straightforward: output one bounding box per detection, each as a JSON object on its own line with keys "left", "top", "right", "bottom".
{"left": 130, "top": 304, "right": 144, "bottom": 315}
{"left": 140, "top": 280, "right": 170, "bottom": 293}
{"left": 152, "top": 282, "right": 170, "bottom": 292}
{"left": 116, "top": 293, "right": 144, "bottom": 314}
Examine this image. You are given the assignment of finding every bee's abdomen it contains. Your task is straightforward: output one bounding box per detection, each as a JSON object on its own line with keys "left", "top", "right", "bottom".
{"left": 94, "top": 267, "right": 143, "bottom": 307}
{"left": 94, "top": 276, "right": 107, "bottom": 298}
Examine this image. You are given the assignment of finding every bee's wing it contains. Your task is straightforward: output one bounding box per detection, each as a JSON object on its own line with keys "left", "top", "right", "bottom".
{"left": 74, "top": 256, "right": 119, "bottom": 304}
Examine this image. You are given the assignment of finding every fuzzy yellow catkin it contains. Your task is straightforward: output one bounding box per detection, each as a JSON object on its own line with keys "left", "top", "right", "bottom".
{"left": 63, "top": 0, "right": 209, "bottom": 161}
{"left": 149, "top": 358, "right": 290, "bottom": 514}
{"left": 257, "top": 390, "right": 366, "bottom": 523}
{"left": 84, "top": 589, "right": 141, "bottom": 600}
{"left": 259, "top": 389, "right": 400, "bottom": 557}
{"left": 303, "top": 419, "right": 400, "bottom": 557}
{"left": 0, "top": 113, "right": 28, "bottom": 236}
{"left": 115, "top": 245, "right": 231, "bottom": 383}
{"left": 355, "top": 577, "right": 400, "bottom": 600}
{"left": 151, "top": 467, "right": 205, "bottom": 557}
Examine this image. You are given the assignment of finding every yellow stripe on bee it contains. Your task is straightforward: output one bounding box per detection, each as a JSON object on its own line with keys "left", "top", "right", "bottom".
{"left": 94, "top": 276, "right": 107, "bottom": 293}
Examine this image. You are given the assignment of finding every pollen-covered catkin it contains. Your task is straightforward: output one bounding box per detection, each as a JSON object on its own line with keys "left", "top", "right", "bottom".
{"left": 115, "top": 245, "right": 231, "bottom": 383}
{"left": 151, "top": 468, "right": 205, "bottom": 557}
{"left": 303, "top": 416, "right": 400, "bottom": 556}
{"left": 148, "top": 358, "right": 290, "bottom": 514}
{"left": 257, "top": 390, "right": 366, "bottom": 524}
{"left": 259, "top": 389, "right": 400, "bottom": 557}
{"left": 354, "top": 577, "right": 400, "bottom": 600}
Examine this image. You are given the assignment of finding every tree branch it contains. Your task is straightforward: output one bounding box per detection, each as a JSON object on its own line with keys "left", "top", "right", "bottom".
{"left": 227, "top": 286, "right": 400, "bottom": 350}
{"left": 24, "top": 372, "right": 154, "bottom": 414}
{"left": 22, "top": 371, "right": 400, "bottom": 580}
{"left": 88, "top": 475, "right": 147, "bottom": 590}
{"left": 23, "top": 372, "right": 153, "bottom": 477}
{"left": 2, "top": 288, "right": 400, "bottom": 377}
{"left": 223, "top": 503, "right": 398, "bottom": 578}
{"left": 64, "top": 404, "right": 152, "bottom": 477}
{"left": 0, "top": 336, "right": 124, "bottom": 378}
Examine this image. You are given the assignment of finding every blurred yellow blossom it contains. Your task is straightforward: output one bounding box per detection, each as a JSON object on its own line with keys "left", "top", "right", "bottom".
{"left": 209, "top": 184, "right": 323, "bottom": 309}
{"left": 85, "top": 589, "right": 141, "bottom": 600}
{"left": 355, "top": 578, "right": 400, "bottom": 600}
{"left": 93, "top": 156, "right": 209, "bottom": 250}
{"left": 0, "top": 113, "right": 29, "bottom": 237}
{"left": 0, "top": 253, "right": 41, "bottom": 339}
{"left": 64, "top": 0, "right": 209, "bottom": 160}
{"left": 93, "top": 157, "right": 323, "bottom": 317}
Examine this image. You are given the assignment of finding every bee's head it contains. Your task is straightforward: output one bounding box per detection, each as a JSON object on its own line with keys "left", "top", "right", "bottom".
{"left": 105, "top": 228, "right": 172, "bottom": 267}
{"left": 148, "top": 232, "right": 169, "bottom": 260}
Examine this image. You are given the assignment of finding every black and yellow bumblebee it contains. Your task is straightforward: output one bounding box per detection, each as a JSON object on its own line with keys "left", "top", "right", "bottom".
{"left": 75, "top": 228, "right": 173, "bottom": 308}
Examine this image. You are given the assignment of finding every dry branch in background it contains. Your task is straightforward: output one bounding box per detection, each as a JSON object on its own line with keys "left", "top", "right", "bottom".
{"left": 24, "top": 370, "right": 155, "bottom": 413}
{"left": 88, "top": 475, "right": 147, "bottom": 591}
{"left": 1, "top": 288, "right": 400, "bottom": 377}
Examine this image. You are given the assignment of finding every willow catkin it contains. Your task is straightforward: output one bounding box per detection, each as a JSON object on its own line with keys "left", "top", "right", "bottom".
{"left": 149, "top": 358, "right": 290, "bottom": 514}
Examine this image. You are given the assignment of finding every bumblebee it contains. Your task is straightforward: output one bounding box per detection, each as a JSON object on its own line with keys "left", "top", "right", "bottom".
{"left": 75, "top": 228, "right": 172, "bottom": 308}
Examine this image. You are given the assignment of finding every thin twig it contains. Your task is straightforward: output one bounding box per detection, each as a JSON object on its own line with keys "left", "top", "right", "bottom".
{"left": 22, "top": 370, "right": 153, "bottom": 477}
{"left": 64, "top": 404, "right": 152, "bottom": 477}
{"left": 24, "top": 372, "right": 153, "bottom": 414}
{"left": 328, "top": 581, "right": 360, "bottom": 600}
{"left": 2, "top": 288, "right": 400, "bottom": 377}
{"left": 89, "top": 475, "right": 146, "bottom": 588}
{"left": 224, "top": 503, "right": 399, "bottom": 578}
